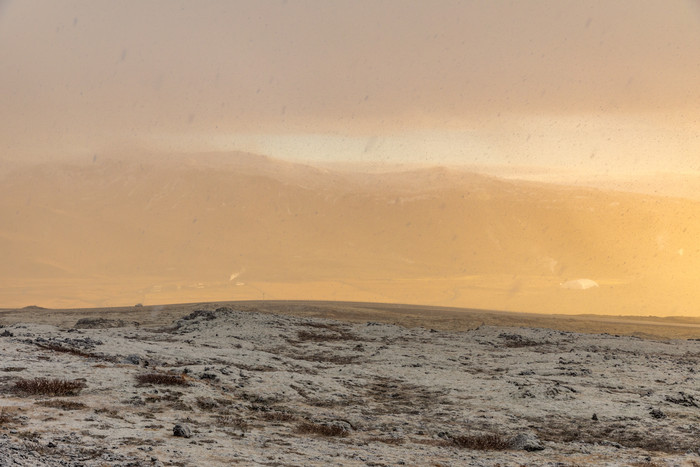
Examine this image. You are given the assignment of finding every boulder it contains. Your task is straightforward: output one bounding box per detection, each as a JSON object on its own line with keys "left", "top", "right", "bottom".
{"left": 509, "top": 433, "right": 544, "bottom": 451}
{"left": 173, "top": 424, "right": 192, "bottom": 438}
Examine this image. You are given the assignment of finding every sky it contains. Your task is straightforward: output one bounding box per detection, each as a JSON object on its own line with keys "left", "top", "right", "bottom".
{"left": 1, "top": 0, "right": 700, "bottom": 174}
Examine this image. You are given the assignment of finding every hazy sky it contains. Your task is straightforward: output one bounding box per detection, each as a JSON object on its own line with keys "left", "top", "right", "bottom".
{"left": 2, "top": 0, "right": 700, "bottom": 173}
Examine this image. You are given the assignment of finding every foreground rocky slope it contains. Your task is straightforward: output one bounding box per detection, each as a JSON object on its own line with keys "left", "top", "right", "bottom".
{"left": 1, "top": 305, "right": 700, "bottom": 466}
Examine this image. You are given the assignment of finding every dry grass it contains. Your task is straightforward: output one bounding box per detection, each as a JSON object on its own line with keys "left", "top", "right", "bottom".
{"left": 0, "top": 410, "right": 19, "bottom": 426}
{"left": 450, "top": 433, "right": 510, "bottom": 450}
{"left": 367, "top": 436, "right": 405, "bottom": 445}
{"left": 292, "top": 353, "right": 359, "bottom": 365}
{"left": 534, "top": 417, "right": 691, "bottom": 453}
{"left": 13, "top": 378, "right": 85, "bottom": 396}
{"left": 34, "top": 343, "right": 117, "bottom": 362}
{"left": 262, "top": 411, "right": 298, "bottom": 422}
{"left": 94, "top": 407, "right": 124, "bottom": 419}
{"left": 195, "top": 397, "right": 219, "bottom": 411}
{"left": 36, "top": 399, "right": 87, "bottom": 411}
{"left": 498, "top": 333, "right": 548, "bottom": 348}
{"left": 295, "top": 421, "right": 349, "bottom": 437}
{"left": 16, "top": 430, "right": 41, "bottom": 441}
{"left": 215, "top": 415, "right": 248, "bottom": 432}
{"left": 135, "top": 373, "right": 189, "bottom": 386}
{"left": 295, "top": 329, "right": 358, "bottom": 342}
{"left": 232, "top": 363, "right": 276, "bottom": 372}
{"left": 413, "top": 433, "right": 511, "bottom": 451}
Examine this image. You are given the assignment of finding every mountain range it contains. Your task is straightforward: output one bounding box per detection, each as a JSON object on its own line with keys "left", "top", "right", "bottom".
{"left": 1, "top": 151, "right": 698, "bottom": 315}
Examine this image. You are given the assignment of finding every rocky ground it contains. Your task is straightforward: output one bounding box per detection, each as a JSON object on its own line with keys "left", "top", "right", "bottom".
{"left": 1, "top": 304, "right": 700, "bottom": 466}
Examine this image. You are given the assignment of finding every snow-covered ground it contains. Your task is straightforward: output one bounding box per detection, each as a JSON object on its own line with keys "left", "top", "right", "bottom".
{"left": 1, "top": 306, "right": 700, "bottom": 466}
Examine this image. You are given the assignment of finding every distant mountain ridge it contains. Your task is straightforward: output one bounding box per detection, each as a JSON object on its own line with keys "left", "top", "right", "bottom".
{"left": 1, "top": 151, "right": 699, "bottom": 314}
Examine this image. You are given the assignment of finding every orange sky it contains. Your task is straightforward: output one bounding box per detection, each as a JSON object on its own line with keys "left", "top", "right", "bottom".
{"left": 1, "top": 1, "right": 700, "bottom": 173}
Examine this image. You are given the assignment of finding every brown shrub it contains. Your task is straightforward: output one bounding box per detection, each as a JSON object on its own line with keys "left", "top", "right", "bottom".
{"left": 135, "top": 373, "right": 189, "bottom": 386}
{"left": 13, "top": 378, "right": 85, "bottom": 396}
{"left": 296, "top": 421, "right": 349, "bottom": 437}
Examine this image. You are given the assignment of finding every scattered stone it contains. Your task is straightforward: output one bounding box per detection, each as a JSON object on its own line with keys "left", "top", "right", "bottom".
{"left": 0, "top": 330, "right": 13, "bottom": 337}
{"left": 173, "top": 424, "right": 192, "bottom": 438}
{"left": 650, "top": 408, "right": 666, "bottom": 419}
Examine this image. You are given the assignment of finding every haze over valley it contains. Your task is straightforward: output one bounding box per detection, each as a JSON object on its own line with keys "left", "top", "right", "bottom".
{"left": 2, "top": 152, "right": 698, "bottom": 317}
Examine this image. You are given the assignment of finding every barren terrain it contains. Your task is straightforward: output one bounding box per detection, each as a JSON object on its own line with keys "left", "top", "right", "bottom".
{"left": 2, "top": 301, "right": 700, "bottom": 466}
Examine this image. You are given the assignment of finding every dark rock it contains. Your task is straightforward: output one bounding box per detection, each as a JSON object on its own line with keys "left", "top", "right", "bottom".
{"left": 592, "top": 413, "right": 598, "bottom": 421}
{"left": 173, "top": 424, "right": 192, "bottom": 438}
{"left": 0, "top": 330, "right": 13, "bottom": 337}
{"left": 123, "top": 354, "right": 141, "bottom": 365}
{"left": 650, "top": 408, "right": 666, "bottom": 419}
